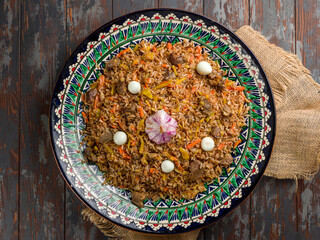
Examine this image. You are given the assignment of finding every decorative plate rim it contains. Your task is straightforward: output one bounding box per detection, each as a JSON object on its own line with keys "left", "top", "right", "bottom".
{"left": 49, "top": 8, "right": 276, "bottom": 234}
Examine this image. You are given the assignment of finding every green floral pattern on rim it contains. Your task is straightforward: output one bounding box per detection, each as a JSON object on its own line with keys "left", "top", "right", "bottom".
{"left": 51, "top": 10, "right": 274, "bottom": 233}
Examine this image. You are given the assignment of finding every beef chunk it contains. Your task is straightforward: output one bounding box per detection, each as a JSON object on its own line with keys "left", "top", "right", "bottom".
{"left": 163, "top": 69, "right": 175, "bottom": 80}
{"left": 84, "top": 88, "right": 98, "bottom": 103}
{"left": 99, "top": 129, "right": 113, "bottom": 143}
{"left": 105, "top": 58, "right": 120, "bottom": 69}
{"left": 222, "top": 105, "right": 232, "bottom": 117}
{"left": 203, "top": 99, "right": 213, "bottom": 112}
{"left": 211, "top": 126, "right": 221, "bottom": 138}
{"left": 123, "top": 104, "right": 137, "bottom": 114}
{"left": 189, "top": 160, "right": 202, "bottom": 178}
{"left": 131, "top": 191, "right": 147, "bottom": 208}
{"left": 83, "top": 147, "right": 92, "bottom": 160}
{"left": 116, "top": 82, "right": 127, "bottom": 95}
{"left": 222, "top": 154, "right": 233, "bottom": 165}
{"left": 168, "top": 53, "right": 184, "bottom": 65}
{"left": 207, "top": 71, "right": 225, "bottom": 90}
{"left": 217, "top": 78, "right": 226, "bottom": 90}
{"left": 123, "top": 104, "right": 137, "bottom": 123}
{"left": 199, "top": 98, "right": 213, "bottom": 113}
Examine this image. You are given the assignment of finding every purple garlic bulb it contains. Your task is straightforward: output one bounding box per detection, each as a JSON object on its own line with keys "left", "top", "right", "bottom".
{"left": 145, "top": 110, "right": 177, "bottom": 144}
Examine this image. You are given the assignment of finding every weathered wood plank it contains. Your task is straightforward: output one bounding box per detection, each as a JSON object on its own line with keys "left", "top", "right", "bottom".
{"left": 19, "top": 0, "right": 66, "bottom": 239}
{"left": 250, "top": 0, "right": 295, "bottom": 52}
{"left": 65, "top": 1, "right": 112, "bottom": 239}
{"left": 296, "top": 0, "right": 320, "bottom": 84}
{"left": 0, "top": 0, "right": 20, "bottom": 239}
{"left": 250, "top": 1, "right": 297, "bottom": 239}
{"left": 296, "top": 0, "right": 320, "bottom": 239}
{"left": 204, "top": 0, "right": 249, "bottom": 30}
{"left": 113, "top": 0, "right": 158, "bottom": 19}
{"left": 159, "top": 0, "right": 203, "bottom": 13}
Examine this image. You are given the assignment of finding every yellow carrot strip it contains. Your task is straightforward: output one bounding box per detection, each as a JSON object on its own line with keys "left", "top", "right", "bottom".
{"left": 167, "top": 43, "right": 172, "bottom": 49}
{"left": 133, "top": 44, "right": 139, "bottom": 52}
{"left": 176, "top": 77, "right": 186, "bottom": 85}
{"left": 154, "top": 80, "right": 172, "bottom": 90}
{"left": 139, "top": 136, "right": 144, "bottom": 154}
{"left": 172, "top": 65, "right": 178, "bottom": 76}
{"left": 141, "top": 89, "right": 153, "bottom": 99}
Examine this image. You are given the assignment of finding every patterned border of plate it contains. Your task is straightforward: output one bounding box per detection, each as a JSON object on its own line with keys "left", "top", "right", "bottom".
{"left": 50, "top": 9, "right": 276, "bottom": 234}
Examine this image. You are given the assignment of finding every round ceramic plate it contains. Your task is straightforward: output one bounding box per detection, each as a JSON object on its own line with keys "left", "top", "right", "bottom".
{"left": 50, "top": 9, "right": 276, "bottom": 234}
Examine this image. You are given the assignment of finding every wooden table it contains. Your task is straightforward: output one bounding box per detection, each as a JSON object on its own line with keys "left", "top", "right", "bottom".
{"left": 1, "top": 0, "right": 319, "bottom": 239}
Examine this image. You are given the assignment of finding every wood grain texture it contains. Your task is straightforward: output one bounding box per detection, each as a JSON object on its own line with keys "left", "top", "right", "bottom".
{"left": 112, "top": 0, "right": 158, "bottom": 19}
{"left": 0, "top": 0, "right": 20, "bottom": 239}
{"left": 19, "top": 0, "right": 66, "bottom": 239}
{"left": 296, "top": 0, "right": 320, "bottom": 239}
{"left": 65, "top": 1, "right": 112, "bottom": 239}
{"left": 250, "top": 0, "right": 295, "bottom": 52}
{"left": 159, "top": 0, "right": 203, "bottom": 13}
{"left": 204, "top": 0, "right": 249, "bottom": 30}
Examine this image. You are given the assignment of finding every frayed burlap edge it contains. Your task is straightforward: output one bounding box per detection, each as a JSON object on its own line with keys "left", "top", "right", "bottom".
{"left": 82, "top": 208, "right": 126, "bottom": 239}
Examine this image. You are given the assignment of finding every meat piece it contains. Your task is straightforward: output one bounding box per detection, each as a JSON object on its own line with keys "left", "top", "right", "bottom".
{"left": 211, "top": 126, "right": 221, "bottom": 138}
{"left": 208, "top": 71, "right": 225, "bottom": 90}
{"left": 84, "top": 88, "right": 98, "bottom": 103}
{"left": 199, "top": 98, "right": 213, "bottom": 113}
{"left": 83, "top": 147, "right": 92, "bottom": 160}
{"left": 189, "top": 160, "right": 202, "bottom": 178}
{"left": 163, "top": 70, "right": 175, "bottom": 80}
{"left": 105, "top": 58, "right": 120, "bottom": 69}
{"left": 222, "top": 105, "right": 232, "bottom": 117}
{"left": 203, "top": 99, "right": 213, "bottom": 112}
{"left": 168, "top": 53, "right": 184, "bottom": 65}
{"left": 99, "top": 129, "right": 113, "bottom": 143}
{"left": 123, "top": 104, "right": 137, "bottom": 114}
{"left": 116, "top": 82, "right": 127, "bottom": 95}
{"left": 131, "top": 191, "right": 147, "bottom": 208}
{"left": 91, "top": 154, "right": 97, "bottom": 163}
{"left": 207, "top": 72, "right": 217, "bottom": 80}
{"left": 123, "top": 104, "right": 137, "bottom": 123}
{"left": 217, "top": 78, "right": 226, "bottom": 90}
{"left": 222, "top": 154, "right": 233, "bottom": 165}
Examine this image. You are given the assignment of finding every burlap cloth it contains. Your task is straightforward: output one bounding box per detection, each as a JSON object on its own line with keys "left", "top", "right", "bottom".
{"left": 81, "top": 26, "right": 320, "bottom": 239}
